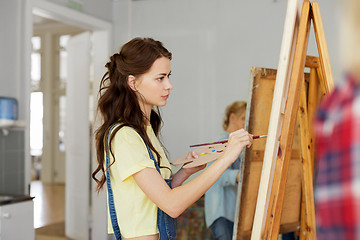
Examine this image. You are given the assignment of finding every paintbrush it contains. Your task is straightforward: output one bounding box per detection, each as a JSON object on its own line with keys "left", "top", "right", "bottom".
{"left": 189, "top": 135, "right": 267, "bottom": 148}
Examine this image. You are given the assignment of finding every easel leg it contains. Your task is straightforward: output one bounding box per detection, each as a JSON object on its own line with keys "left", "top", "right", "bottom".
{"left": 307, "top": 68, "right": 318, "bottom": 172}
{"left": 311, "top": 2, "right": 334, "bottom": 92}
{"left": 298, "top": 78, "right": 317, "bottom": 240}
{"left": 261, "top": 2, "right": 311, "bottom": 239}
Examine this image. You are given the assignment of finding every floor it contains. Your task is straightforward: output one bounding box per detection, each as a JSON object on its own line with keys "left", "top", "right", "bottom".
{"left": 176, "top": 195, "right": 214, "bottom": 240}
{"left": 30, "top": 180, "right": 70, "bottom": 240}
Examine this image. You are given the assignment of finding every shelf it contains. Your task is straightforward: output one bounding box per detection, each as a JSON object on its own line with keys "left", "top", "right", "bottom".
{"left": 0, "top": 119, "right": 26, "bottom": 129}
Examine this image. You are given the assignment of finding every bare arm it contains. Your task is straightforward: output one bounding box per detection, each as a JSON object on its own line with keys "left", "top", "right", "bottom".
{"left": 171, "top": 151, "right": 206, "bottom": 188}
{"left": 133, "top": 129, "right": 252, "bottom": 218}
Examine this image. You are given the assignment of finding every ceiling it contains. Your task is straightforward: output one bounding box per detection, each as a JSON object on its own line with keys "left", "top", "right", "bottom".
{"left": 33, "top": 14, "right": 58, "bottom": 26}
{"left": 32, "top": 14, "right": 84, "bottom": 33}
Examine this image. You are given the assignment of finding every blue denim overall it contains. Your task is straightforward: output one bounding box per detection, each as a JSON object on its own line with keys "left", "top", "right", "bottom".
{"left": 105, "top": 125, "right": 177, "bottom": 240}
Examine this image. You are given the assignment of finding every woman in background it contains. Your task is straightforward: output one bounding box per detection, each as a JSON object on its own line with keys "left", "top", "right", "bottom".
{"left": 205, "top": 101, "right": 247, "bottom": 240}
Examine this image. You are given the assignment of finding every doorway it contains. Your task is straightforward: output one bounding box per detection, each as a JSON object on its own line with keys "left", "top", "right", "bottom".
{"left": 31, "top": 16, "right": 85, "bottom": 185}
{"left": 25, "top": 1, "right": 112, "bottom": 239}
{"left": 30, "top": 16, "right": 86, "bottom": 234}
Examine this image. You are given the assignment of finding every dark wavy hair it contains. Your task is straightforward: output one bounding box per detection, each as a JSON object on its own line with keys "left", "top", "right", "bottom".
{"left": 92, "top": 37, "right": 172, "bottom": 192}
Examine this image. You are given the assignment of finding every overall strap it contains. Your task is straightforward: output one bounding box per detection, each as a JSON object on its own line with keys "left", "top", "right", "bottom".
{"left": 143, "top": 142, "right": 161, "bottom": 173}
{"left": 105, "top": 124, "right": 167, "bottom": 240}
{"left": 105, "top": 124, "right": 122, "bottom": 240}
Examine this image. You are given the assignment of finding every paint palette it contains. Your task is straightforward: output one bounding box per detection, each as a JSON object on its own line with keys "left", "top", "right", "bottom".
{"left": 171, "top": 153, "right": 195, "bottom": 166}
{"left": 171, "top": 142, "right": 227, "bottom": 168}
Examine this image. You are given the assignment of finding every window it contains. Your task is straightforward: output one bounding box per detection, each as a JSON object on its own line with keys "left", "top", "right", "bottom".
{"left": 30, "top": 36, "right": 43, "bottom": 156}
{"left": 31, "top": 36, "right": 41, "bottom": 91}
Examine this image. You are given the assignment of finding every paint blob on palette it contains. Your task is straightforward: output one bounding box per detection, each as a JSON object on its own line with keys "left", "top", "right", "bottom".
{"left": 182, "top": 142, "right": 227, "bottom": 168}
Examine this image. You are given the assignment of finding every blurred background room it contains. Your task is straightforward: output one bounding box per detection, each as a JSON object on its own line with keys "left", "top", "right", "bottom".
{"left": 0, "top": 0, "right": 342, "bottom": 239}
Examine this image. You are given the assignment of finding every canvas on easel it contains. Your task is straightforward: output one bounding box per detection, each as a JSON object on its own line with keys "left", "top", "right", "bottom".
{"left": 233, "top": 1, "right": 334, "bottom": 240}
{"left": 233, "top": 60, "right": 320, "bottom": 240}
{"left": 233, "top": 67, "right": 304, "bottom": 240}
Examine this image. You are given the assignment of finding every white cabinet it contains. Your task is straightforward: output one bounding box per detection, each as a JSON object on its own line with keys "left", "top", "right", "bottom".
{"left": 0, "top": 200, "right": 34, "bottom": 240}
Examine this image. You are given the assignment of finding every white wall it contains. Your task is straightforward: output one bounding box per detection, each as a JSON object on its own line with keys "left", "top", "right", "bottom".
{"left": 0, "top": 0, "right": 24, "bottom": 117}
{"left": 112, "top": 0, "right": 341, "bottom": 164}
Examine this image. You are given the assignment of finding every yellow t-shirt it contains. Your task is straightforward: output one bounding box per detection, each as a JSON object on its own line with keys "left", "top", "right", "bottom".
{"left": 106, "top": 125, "right": 171, "bottom": 238}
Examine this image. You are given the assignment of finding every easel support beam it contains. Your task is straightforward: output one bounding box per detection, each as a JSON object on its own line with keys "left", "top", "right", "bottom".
{"left": 261, "top": 2, "right": 311, "bottom": 239}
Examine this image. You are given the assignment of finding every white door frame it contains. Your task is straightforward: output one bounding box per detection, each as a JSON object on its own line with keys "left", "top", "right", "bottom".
{"left": 24, "top": 1, "right": 111, "bottom": 239}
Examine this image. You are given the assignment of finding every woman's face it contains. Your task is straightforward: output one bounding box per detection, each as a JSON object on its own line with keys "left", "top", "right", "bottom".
{"left": 133, "top": 57, "right": 172, "bottom": 113}
{"left": 233, "top": 111, "right": 246, "bottom": 130}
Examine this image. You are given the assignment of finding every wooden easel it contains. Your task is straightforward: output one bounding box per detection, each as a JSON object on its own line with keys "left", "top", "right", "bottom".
{"left": 233, "top": 1, "right": 334, "bottom": 239}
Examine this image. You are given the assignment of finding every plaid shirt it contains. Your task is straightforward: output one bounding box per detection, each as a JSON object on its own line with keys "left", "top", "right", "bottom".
{"left": 314, "top": 74, "right": 360, "bottom": 240}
